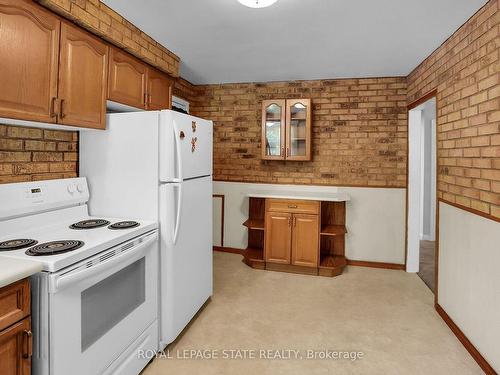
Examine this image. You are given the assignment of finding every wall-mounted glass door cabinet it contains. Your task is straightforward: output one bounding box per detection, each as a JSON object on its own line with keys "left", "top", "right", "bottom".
{"left": 261, "top": 99, "right": 311, "bottom": 161}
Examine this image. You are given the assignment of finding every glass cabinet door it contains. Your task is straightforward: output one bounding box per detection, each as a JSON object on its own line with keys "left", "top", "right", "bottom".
{"left": 261, "top": 100, "right": 286, "bottom": 160}
{"left": 286, "top": 99, "right": 311, "bottom": 160}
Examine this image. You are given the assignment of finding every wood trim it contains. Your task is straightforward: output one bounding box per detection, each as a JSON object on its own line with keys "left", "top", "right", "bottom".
{"left": 346, "top": 259, "right": 405, "bottom": 270}
{"left": 435, "top": 304, "right": 497, "bottom": 375}
{"left": 212, "top": 178, "right": 406, "bottom": 189}
{"left": 213, "top": 194, "right": 225, "bottom": 247}
{"left": 213, "top": 246, "right": 244, "bottom": 255}
{"left": 407, "top": 89, "right": 438, "bottom": 110}
{"left": 439, "top": 198, "right": 500, "bottom": 223}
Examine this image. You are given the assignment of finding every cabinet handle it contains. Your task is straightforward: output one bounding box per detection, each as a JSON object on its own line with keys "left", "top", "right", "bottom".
{"left": 59, "top": 99, "right": 65, "bottom": 119}
{"left": 50, "top": 97, "right": 57, "bottom": 118}
{"left": 286, "top": 147, "right": 289, "bottom": 157}
{"left": 23, "top": 330, "right": 32, "bottom": 358}
{"left": 288, "top": 205, "right": 298, "bottom": 209}
{"left": 288, "top": 216, "right": 292, "bottom": 227}
{"left": 281, "top": 146, "right": 284, "bottom": 157}
{"left": 293, "top": 216, "right": 296, "bottom": 227}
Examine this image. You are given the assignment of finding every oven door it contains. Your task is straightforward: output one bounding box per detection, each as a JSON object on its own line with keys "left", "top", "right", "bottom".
{"left": 47, "top": 230, "right": 159, "bottom": 375}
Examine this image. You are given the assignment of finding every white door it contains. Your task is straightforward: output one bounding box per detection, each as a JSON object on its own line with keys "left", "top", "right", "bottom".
{"left": 159, "top": 176, "right": 213, "bottom": 346}
{"left": 48, "top": 232, "right": 158, "bottom": 375}
{"left": 159, "top": 110, "right": 213, "bottom": 182}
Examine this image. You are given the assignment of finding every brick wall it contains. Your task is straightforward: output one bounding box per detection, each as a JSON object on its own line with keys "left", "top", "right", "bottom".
{"left": 190, "top": 78, "right": 408, "bottom": 187}
{"left": 407, "top": 0, "right": 499, "bottom": 217}
{"left": 0, "top": 124, "right": 78, "bottom": 183}
{"left": 36, "top": 0, "right": 180, "bottom": 77}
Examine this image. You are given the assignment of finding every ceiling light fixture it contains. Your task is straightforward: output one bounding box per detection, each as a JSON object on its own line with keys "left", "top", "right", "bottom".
{"left": 238, "top": 0, "right": 278, "bottom": 8}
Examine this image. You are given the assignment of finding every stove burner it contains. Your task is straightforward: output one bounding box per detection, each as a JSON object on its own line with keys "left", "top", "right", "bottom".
{"left": 0, "top": 239, "right": 38, "bottom": 251}
{"left": 26, "top": 240, "right": 84, "bottom": 256}
{"left": 108, "top": 221, "right": 140, "bottom": 230}
{"left": 70, "top": 219, "right": 110, "bottom": 230}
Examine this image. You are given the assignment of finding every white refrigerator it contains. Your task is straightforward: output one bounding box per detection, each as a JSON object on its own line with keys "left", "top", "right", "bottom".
{"left": 79, "top": 110, "right": 213, "bottom": 349}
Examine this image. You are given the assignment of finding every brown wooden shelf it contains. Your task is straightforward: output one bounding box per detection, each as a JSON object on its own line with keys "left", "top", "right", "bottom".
{"left": 320, "top": 225, "right": 347, "bottom": 236}
{"left": 243, "top": 218, "right": 265, "bottom": 230}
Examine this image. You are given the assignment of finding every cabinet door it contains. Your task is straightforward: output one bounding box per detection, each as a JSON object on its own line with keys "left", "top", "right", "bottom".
{"left": 291, "top": 214, "right": 319, "bottom": 267}
{"left": 286, "top": 99, "right": 311, "bottom": 161}
{"left": 264, "top": 212, "right": 291, "bottom": 264}
{"left": 0, "top": 0, "right": 60, "bottom": 123}
{"left": 58, "top": 22, "right": 108, "bottom": 129}
{"left": 108, "top": 48, "right": 147, "bottom": 109}
{"left": 0, "top": 317, "right": 31, "bottom": 375}
{"left": 262, "top": 100, "right": 286, "bottom": 160}
{"left": 147, "top": 68, "right": 172, "bottom": 110}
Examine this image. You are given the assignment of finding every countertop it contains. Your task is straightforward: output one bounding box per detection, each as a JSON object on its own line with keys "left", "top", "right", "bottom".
{"left": 247, "top": 191, "right": 350, "bottom": 202}
{"left": 0, "top": 257, "right": 42, "bottom": 288}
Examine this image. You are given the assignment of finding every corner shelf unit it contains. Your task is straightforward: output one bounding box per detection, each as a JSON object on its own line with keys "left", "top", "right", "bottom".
{"left": 242, "top": 197, "right": 348, "bottom": 277}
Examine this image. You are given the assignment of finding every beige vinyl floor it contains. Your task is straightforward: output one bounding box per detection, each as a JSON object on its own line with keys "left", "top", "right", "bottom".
{"left": 142, "top": 252, "right": 481, "bottom": 375}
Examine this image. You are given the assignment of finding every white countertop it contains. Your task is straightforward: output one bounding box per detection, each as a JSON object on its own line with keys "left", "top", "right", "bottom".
{"left": 247, "top": 191, "right": 350, "bottom": 202}
{"left": 0, "top": 257, "right": 42, "bottom": 288}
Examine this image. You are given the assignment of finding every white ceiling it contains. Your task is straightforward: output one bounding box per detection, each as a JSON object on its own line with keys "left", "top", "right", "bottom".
{"left": 102, "top": 0, "right": 486, "bottom": 84}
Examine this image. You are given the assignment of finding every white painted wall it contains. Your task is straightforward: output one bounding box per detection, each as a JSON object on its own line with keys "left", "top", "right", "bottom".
{"left": 438, "top": 202, "right": 500, "bottom": 372}
{"left": 213, "top": 181, "right": 406, "bottom": 264}
{"left": 421, "top": 105, "right": 436, "bottom": 240}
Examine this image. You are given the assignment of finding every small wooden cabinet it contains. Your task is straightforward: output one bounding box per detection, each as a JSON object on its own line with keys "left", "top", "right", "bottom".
{"left": 108, "top": 47, "right": 148, "bottom": 109}
{"left": 108, "top": 49, "right": 172, "bottom": 110}
{"left": 58, "top": 22, "right": 108, "bottom": 129}
{"left": 244, "top": 197, "right": 347, "bottom": 277}
{"left": 262, "top": 99, "right": 312, "bottom": 161}
{"left": 0, "top": 279, "right": 32, "bottom": 375}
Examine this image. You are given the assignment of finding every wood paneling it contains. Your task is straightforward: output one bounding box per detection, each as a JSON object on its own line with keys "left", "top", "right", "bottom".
{"left": 108, "top": 47, "right": 147, "bottom": 109}
{"left": 264, "top": 212, "right": 291, "bottom": 264}
{"left": 0, "top": 317, "right": 31, "bottom": 375}
{"left": 58, "top": 22, "right": 108, "bottom": 129}
{"left": 147, "top": 68, "right": 172, "bottom": 110}
{"left": 291, "top": 214, "right": 319, "bottom": 267}
{"left": 0, "top": 0, "right": 60, "bottom": 123}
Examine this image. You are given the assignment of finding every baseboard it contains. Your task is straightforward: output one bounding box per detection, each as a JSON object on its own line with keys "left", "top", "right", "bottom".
{"left": 346, "top": 259, "right": 405, "bottom": 270}
{"left": 213, "top": 246, "right": 244, "bottom": 255}
{"left": 435, "top": 304, "right": 496, "bottom": 375}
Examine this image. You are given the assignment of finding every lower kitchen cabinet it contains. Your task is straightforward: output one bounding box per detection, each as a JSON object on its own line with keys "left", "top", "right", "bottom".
{"left": 0, "top": 279, "right": 32, "bottom": 375}
{"left": 243, "top": 198, "right": 347, "bottom": 277}
{"left": 0, "top": 317, "right": 31, "bottom": 375}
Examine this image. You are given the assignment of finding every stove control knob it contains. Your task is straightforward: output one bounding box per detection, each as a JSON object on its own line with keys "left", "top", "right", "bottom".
{"left": 67, "top": 184, "right": 76, "bottom": 194}
{"left": 77, "top": 183, "right": 85, "bottom": 193}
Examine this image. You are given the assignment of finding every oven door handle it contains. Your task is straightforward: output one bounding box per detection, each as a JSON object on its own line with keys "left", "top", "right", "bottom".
{"left": 50, "top": 232, "right": 158, "bottom": 293}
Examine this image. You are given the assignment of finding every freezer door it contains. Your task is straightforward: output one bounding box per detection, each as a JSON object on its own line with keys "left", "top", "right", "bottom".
{"left": 159, "top": 176, "right": 213, "bottom": 346}
{"left": 159, "top": 110, "right": 213, "bottom": 182}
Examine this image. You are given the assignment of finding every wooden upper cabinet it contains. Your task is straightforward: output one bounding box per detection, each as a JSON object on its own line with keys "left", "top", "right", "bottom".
{"left": 261, "top": 98, "right": 312, "bottom": 161}
{"left": 291, "top": 214, "right": 319, "bottom": 267}
{"left": 286, "top": 99, "right": 311, "bottom": 161}
{"left": 265, "top": 212, "right": 292, "bottom": 264}
{"left": 108, "top": 48, "right": 148, "bottom": 109}
{"left": 58, "top": 22, "right": 108, "bottom": 129}
{"left": 147, "top": 68, "right": 172, "bottom": 110}
{"left": 0, "top": 0, "right": 60, "bottom": 123}
{"left": 262, "top": 100, "right": 286, "bottom": 160}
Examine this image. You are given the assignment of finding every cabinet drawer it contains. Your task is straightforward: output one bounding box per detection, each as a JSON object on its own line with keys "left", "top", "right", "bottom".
{"left": 0, "top": 279, "right": 30, "bottom": 331}
{"left": 267, "top": 199, "right": 319, "bottom": 214}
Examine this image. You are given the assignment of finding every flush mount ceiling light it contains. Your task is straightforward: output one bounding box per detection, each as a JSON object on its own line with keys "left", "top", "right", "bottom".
{"left": 238, "top": 0, "right": 278, "bottom": 8}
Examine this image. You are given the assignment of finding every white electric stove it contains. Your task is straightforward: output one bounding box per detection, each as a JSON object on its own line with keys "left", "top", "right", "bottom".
{"left": 0, "top": 177, "right": 160, "bottom": 375}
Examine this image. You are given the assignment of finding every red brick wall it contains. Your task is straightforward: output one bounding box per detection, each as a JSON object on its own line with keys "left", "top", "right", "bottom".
{"left": 190, "top": 78, "right": 408, "bottom": 187}
{"left": 0, "top": 124, "right": 78, "bottom": 183}
{"left": 407, "top": 0, "right": 499, "bottom": 217}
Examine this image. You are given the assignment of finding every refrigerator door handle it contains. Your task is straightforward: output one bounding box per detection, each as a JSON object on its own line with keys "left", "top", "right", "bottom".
{"left": 173, "top": 120, "right": 183, "bottom": 181}
{"left": 173, "top": 183, "right": 183, "bottom": 245}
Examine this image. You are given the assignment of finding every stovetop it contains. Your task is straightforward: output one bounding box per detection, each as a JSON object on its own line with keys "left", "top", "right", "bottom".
{"left": 0, "top": 206, "right": 157, "bottom": 273}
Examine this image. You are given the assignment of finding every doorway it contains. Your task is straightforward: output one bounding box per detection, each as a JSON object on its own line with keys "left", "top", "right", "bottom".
{"left": 407, "top": 95, "right": 437, "bottom": 293}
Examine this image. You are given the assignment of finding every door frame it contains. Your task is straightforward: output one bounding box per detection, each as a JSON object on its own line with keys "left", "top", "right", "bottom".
{"left": 406, "top": 89, "right": 439, "bottom": 302}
